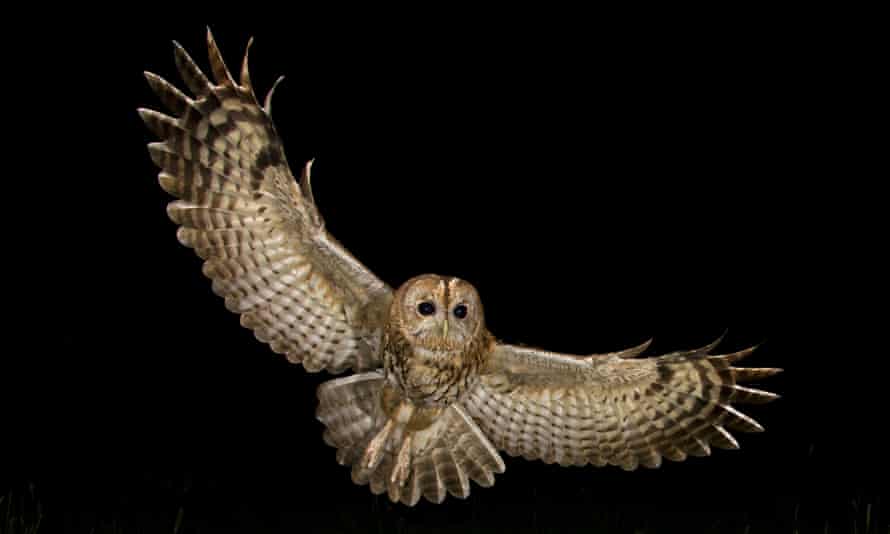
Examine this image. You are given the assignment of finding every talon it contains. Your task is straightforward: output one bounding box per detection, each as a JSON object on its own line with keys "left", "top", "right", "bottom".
{"left": 391, "top": 434, "right": 413, "bottom": 488}
{"left": 361, "top": 419, "right": 395, "bottom": 470}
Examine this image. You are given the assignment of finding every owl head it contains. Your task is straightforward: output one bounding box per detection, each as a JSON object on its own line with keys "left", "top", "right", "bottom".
{"left": 391, "top": 274, "right": 485, "bottom": 352}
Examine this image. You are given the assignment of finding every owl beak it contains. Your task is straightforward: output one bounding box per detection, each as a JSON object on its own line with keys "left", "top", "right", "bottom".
{"left": 442, "top": 318, "right": 449, "bottom": 337}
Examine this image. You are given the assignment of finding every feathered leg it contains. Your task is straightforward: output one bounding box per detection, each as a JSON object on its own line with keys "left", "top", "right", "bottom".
{"left": 316, "top": 373, "right": 505, "bottom": 505}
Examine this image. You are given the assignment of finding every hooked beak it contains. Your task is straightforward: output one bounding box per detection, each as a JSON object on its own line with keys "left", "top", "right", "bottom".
{"left": 442, "top": 317, "right": 449, "bottom": 337}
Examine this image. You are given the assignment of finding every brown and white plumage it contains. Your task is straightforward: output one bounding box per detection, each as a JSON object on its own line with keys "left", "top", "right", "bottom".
{"left": 462, "top": 336, "right": 780, "bottom": 470}
{"left": 317, "top": 372, "right": 504, "bottom": 505}
{"left": 140, "top": 30, "right": 391, "bottom": 374}
{"left": 141, "top": 30, "right": 782, "bottom": 506}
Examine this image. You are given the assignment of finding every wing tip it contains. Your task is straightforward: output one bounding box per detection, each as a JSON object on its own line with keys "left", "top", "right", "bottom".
{"left": 264, "top": 75, "right": 286, "bottom": 115}
{"left": 241, "top": 36, "right": 256, "bottom": 91}
{"left": 618, "top": 337, "right": 654, "bottom": 358}
{"left": 702, "top": 329, "right": 729, "bottom": 353}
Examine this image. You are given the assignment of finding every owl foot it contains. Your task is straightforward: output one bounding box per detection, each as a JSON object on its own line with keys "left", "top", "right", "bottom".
{"left": 362, "top": 418, "right": 396, "bottom": 470}
{"left": 390, "top": 433, "right": 413, "bottom": 488}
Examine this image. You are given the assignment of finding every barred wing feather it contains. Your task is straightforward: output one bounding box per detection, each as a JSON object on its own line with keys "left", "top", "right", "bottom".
{"left": 140, "top": 30, "right": 391, "bottom": 373}
{"left": 462, "top": 335, "right": 781, "bottom": 470}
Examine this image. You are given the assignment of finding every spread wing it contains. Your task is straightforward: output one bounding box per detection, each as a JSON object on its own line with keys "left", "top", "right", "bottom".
{"left": 461, "top": 335, "right": 781, "bottom": 470}
{"left": 139, "top": 30, "right": 392, "bottom": 373}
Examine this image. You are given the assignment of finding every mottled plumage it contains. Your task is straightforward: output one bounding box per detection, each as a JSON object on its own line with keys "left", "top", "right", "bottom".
{"left": 140, "top": 30, "right": 782, "bottom": 506}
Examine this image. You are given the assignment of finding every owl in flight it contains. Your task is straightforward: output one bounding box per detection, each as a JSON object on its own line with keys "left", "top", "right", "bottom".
{"left": 139, "top": 30, "right": 781, "bottom": 506}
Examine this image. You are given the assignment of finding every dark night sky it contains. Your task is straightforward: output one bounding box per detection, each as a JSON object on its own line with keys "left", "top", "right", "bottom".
{"left": 7, "top": 8, "right": 882, "bottom": 533}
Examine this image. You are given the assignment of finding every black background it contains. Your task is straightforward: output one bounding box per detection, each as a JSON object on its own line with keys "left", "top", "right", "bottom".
{"left": 6, "top": 7, "right": 882, "bottom": 533}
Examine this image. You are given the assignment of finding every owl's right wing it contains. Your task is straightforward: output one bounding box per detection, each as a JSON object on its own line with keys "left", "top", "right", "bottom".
{"left": 461, "top": 335, "right": 781, "bottom": 470}
{"left": 139, "top": 30, "right": 392, "bottom": 373}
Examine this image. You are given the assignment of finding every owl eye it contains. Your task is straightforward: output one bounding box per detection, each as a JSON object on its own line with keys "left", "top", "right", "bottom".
{"left": 417, "top": 301, "right": 436, "bottom": 316}
{"left": 453, "top": 304, "right": 468, "bottom": 319}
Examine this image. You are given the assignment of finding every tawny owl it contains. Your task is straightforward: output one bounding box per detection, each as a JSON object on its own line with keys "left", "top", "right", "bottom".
{"left": 139, "top": 30, "right": 782, "bottom": 506}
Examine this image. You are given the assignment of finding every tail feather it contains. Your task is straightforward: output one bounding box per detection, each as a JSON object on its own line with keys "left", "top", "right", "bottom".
{"left": 396, "top": 467, "right": 422, "bottom": 506}
{"left": 316, "top": 372, "right": 385, "bottom": 465}
{"left": 437, "top": 447, "right": 470, "bottom": 499}
{"left": 414, "top": 453, "right": 446, "bottom": 503}
{"left": 452, "top": 439, "right": 495, "bottom": 488}
{"left": 316, "top": 373, "right": 504, "bottom": 505}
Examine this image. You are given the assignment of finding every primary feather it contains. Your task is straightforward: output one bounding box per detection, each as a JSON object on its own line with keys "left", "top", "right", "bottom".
{"left": 462, "top": 336, "right": 782, "bottom": 470}
{"left": 140, "top": 29, "right": 391, "bottom": 374}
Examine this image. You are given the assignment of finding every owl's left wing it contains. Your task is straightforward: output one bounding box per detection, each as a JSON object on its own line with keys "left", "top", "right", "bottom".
{"left": 460, "top": 335, "right": 781, "bottom": 470}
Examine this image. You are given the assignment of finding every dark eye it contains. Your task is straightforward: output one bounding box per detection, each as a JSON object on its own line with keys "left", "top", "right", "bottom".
{"left": 417, "top": 301, "right": 436, "bottom": 316}
{"left": 453, "top": 304, "right": 468, "bottom": 319}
